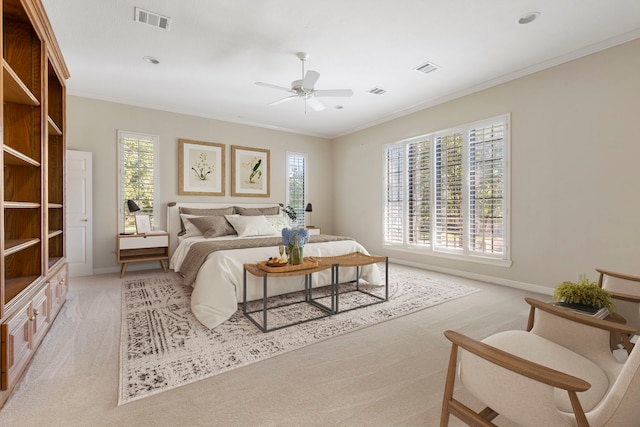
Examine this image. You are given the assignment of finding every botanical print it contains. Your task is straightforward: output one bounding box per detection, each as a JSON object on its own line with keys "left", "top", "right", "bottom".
{"left": 189, "top": 149, "right": 215, "bottom": 186}
{"left": 179, "top": 139, "right": 225, "bottom": 196}
{"left": 231, "top": 146, "right": 270, "bottom": 197}
{"left": 239, "top": 153, "right": 263, "bottom": 189}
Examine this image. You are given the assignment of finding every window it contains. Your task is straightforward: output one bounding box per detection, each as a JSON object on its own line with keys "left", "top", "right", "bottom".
{"left": 383, "top": 115, "right": 509, "bottom": 265}
{"left": 118, "top": 130, "right": 159, "bottom": 233}
{"left": 286, "top": 152, "right": 307, "bottom": 227}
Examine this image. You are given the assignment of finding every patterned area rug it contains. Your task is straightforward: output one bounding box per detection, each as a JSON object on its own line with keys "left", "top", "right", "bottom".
{"left": 119, "top": 269, "right": 479, "bottom": 405}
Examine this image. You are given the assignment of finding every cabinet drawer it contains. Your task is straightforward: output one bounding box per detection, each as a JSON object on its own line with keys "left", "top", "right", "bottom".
{"left": 119, "top": 235, "right": 168, "bottom": 250}
{"left": 1, "top": 304, "right": 32, "bottom": 391}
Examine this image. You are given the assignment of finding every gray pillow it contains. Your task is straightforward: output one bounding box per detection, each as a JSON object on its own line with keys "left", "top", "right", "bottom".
{"left": 234, "top": 206, "right": 280, "bottom": 216}
{"left": 178, "top": 207, "right": 234, "bottom": 234}
{"left": 188, "top": 215, "right": 237, "bottom": 239}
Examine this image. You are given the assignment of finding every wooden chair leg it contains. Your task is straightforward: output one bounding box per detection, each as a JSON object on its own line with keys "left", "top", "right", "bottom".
{"left": 440, "top": 343, "right": 459, "bottom": 427}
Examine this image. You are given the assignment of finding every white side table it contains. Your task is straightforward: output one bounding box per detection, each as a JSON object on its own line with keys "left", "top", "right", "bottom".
{"left": 117, "top": 232, "right": 170, "bottom": 277}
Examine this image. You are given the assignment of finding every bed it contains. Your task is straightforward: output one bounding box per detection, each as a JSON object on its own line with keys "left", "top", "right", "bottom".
{"left": 167, "top": 202, "right": 382, "bottom": 328}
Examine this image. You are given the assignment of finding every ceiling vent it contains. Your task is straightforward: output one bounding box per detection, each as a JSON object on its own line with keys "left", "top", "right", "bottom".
{"left": 368, "top": 87, "right": 387, "bottom": 95}
{"left": 414, "top": 61, "right": 439, "bottom": 75}
{"left": 135, "top": 7, "right": 171, "bottom": 30}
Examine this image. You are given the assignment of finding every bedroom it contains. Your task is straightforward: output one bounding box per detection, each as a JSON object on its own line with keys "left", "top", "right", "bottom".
{"left": 1, "top": 0, "right": 640, "bottom": 425}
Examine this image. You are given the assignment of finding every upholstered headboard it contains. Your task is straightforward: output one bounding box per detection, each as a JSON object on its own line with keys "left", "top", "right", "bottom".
{"left": 166, "top": 202, "right": 281, "bottom": 256}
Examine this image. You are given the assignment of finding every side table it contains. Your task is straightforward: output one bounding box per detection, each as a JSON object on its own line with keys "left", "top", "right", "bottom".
{"left": 605, "top": 312, "right": 634, "bottom": 353}
{"left": 117, "top": 232, "right": 170, "bottom": 277}
{"left": 243, "top": 260, "right": 333, "bottom": 332}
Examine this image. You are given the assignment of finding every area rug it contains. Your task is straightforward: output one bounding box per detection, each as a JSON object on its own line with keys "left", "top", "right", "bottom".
{"left": 118, "top": 268, "right": 479, "bottom": 405}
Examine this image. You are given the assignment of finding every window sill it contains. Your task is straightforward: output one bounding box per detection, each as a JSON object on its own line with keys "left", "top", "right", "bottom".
{"left": 382, "top": 244, "right": 512, "bottom": 268}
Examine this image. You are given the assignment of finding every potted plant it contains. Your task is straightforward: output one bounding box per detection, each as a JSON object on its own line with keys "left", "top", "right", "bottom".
{"left": 553, "top": 278, "right": 615, "bottom": 314}
{"left": 282, "top": 205, "right": 297, "bottom": 224}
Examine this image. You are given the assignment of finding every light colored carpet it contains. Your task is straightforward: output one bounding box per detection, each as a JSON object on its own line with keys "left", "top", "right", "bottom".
{"left": 0, "top": 264, "right": 544, "bottom": 426}
{"left": 119, "top": 269, "right": 479, "bottom": 404}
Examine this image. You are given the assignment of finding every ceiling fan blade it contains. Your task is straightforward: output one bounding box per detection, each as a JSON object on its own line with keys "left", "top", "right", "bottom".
{"left": 314, "top": 89, "right": 354, "bottom": 97}
{"left": 306, "top": 96, "right": 325, "bottom": 111}
{"left": 255, "top": 82, "right": 293, "bottom": 93}
{"left": 269, "top": 95, "right": 297, "bottom": 106}
{"left": 302, "top": 70, "right": 320, "bottom": 90}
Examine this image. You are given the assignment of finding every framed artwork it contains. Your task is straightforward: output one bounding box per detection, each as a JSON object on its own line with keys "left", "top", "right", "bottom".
{"left": 135, "top": 215, "right": 152, "bottom": 234}
{"left": 178, "top": 139, "right": 225, "bottom": 196}
{"left": 231, "top": 145, "right": 270, "bottom": 197}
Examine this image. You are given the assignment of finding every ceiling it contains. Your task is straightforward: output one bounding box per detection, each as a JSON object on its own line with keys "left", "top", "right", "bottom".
{"left": 42, "top": 1, "right": 640, "bottom": 139}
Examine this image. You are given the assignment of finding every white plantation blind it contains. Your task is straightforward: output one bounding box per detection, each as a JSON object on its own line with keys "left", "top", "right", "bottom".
{"left": 435, "top": 133, "right": 463, "bottom": 251}
{"left": 407, "top": 139, "right": 430, "bottom": 245}
{"left": 118, "top": 131, "right": 159, "bottom": 233}
{"left": 469, "top": 122, "right": 506, "bottom": 255}
{"left": 384, "top": 145, "right": 404, "bottom": 243}
{"left": 383, "top": 114, "right": 509, "bottom": 263}
{"left": 286, "top": 152, "right": 307, "bottom": 227}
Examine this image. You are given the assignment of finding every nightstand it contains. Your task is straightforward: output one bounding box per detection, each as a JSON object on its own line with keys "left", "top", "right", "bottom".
{"left": 117, "top": 232, "right": 170, "bottom": 277}
{"left": 306, "top": 227, "right": 321, "bottom": 235}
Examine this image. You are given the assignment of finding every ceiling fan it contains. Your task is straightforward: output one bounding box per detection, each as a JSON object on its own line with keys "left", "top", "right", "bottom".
{"left": 255, "top": 52, "right": 353, "bottom": 111}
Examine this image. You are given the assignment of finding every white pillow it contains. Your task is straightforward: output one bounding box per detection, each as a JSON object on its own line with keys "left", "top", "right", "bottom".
{"left": 265, "top": 214, "right": 290, "bottom": 233}
{"left": 224, "top": 215, "right": 279, "bottom": 237}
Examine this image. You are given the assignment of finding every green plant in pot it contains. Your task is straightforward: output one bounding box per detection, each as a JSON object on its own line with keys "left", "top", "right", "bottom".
{"left": 553, "top": 278, "right": 615, "bottom": 314}
{"left": 282, "top": 205, "right": 297, "bottom": 224}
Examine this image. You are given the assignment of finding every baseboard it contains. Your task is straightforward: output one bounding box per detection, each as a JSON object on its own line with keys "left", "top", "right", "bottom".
{"left": 388, "top": 257, "right": 554, "bottom": 296}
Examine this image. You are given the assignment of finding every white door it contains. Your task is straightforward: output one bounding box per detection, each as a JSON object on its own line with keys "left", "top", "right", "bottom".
{"left": 66, "top": 150, "right": 93, "bottom": 277}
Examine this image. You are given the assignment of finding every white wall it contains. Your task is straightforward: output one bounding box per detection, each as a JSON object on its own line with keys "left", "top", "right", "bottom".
{"left": 332, "top": 39, "right": 640, "bottom": 291}
{"left": 66, "top": 98, "right": 332, "bottom": 273}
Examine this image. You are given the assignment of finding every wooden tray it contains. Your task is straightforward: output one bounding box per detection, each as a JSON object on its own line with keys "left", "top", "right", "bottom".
{"left": 257, "top": 258, "right": 319, "bottom": 273}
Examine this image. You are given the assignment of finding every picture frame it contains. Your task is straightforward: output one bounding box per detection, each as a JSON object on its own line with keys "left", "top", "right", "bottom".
{"left": 231, "top": 145, "right": 270, "bottom": 197}
{"left": 135, "top": 215, "right": 152, "bottom": 234}
{"left": 178, "top": 139, "right": 225, "bottom": 196}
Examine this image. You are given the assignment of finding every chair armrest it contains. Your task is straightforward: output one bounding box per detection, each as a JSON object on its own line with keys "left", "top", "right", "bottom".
{"left": 608, "top": 290, "right": 640, "bottom": 304}
{"left": 525, "top": 298, "right": 637, "bottom": 335}
{"left": 443, "top": 330, "right": 590, "bottom": 392}
{"left": 596, "top": 268, "right": 640, "bottom": 283}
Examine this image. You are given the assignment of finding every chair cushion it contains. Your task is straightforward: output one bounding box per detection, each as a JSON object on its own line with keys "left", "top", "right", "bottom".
{"left": 480, "top": 331, "right": 609, "bottom": 413}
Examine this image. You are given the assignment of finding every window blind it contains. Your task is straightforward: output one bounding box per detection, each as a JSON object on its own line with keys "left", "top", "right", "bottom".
{"left": 382, "top": 114, "right": 509, "bottom": 263}
{"left": 384, "top": 145, "right": 404, "bottom": 243}
{"left": 469, "top": 122, "right": 505, "bottom": 255}
{"left": 435, "top": 133, "right": 463, "bottom": 251}
{"left": 407, "top": 139, "right": 430, "bottom": 245}
{"left": 118, "top": 131, "right": 159, "bottom": 233}
{"left": 286, "top": 152, "right": 307, "bottom": 227}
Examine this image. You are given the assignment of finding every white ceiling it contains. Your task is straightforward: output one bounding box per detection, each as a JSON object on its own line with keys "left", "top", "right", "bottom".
{"left": 42, "top": 0, "right": 640, "bottom": 138}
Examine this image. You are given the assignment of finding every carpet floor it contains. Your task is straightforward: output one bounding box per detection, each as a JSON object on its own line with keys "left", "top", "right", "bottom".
{"left": 119, "top": 268, "right": 479, "bottom": 404}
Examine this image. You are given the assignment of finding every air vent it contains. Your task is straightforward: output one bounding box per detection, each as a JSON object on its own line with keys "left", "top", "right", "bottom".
{"left": 135, "top": 7, "right": 171, "bottom": 30}
{"left": 414, "top": 61, "right": 439, "bottom": 74}
{"left": 368, "top": 87, "right": 387, "bottom": 95}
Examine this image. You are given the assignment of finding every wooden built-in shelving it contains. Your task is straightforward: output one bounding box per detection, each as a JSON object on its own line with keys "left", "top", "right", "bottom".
{"left": 1, "top": 0, "right": 70, "bottom": 406}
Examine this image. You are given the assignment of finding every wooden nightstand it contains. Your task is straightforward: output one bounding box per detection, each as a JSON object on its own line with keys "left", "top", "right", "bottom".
{"left": 117, "top": 233, "right": 170, "bottom": 277}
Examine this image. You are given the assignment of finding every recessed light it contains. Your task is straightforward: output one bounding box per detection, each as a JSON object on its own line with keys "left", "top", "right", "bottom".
{"left": 518, "top": 12, "right": 540, "bottom": 25}
{"left": 143, "top": 56, "right": 160, "bottom": 64}
{"left": 335, "top": 105, "right": 344, "bottom": 110}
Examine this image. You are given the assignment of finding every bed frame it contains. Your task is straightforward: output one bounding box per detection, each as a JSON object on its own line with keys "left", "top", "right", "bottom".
{"left": 166, "top": 202, "right": 282, "bottom": 256}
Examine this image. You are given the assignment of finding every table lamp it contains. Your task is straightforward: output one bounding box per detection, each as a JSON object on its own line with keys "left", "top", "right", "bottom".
{"left": 305, "top": 202, "right": 313, "bottom": 227}
{"left": 121, "top": 199, "right": 140, "bottom": 235}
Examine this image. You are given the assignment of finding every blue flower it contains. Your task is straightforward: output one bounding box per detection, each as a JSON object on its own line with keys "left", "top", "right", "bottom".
{"left": 281, "top": 227, "right": 310, "bottom": 246}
